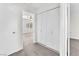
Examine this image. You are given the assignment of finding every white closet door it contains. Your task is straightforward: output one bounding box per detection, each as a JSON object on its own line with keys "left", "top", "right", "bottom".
{"left": 37, "top": 14, "right": 42, "bottom": 42}
{"left": 37, "top": 8, "right": 59, "bottom": 51}
{"left": 46, "top": 8, "right": 59, "bottom": 51}
{"left": 41, "top": 13, "right": 47, "bottom": 44}
{"left": 40, "top": 8, "right": 59, "bottom": 51}
{"left": 37, "top": 13, "right": 47, "bottom": 44}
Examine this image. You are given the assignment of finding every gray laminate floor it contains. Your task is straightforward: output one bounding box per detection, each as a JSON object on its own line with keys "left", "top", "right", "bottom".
{"left": 70, "top": 39, "right": 79, "bottom": 56}
{"left": 9, "top": 33, "right": 59, "bottom": 56}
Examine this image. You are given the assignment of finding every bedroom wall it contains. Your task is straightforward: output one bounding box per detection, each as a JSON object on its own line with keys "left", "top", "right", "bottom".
{"left": 70, "top": 4, "right": 79, "bottom": 39}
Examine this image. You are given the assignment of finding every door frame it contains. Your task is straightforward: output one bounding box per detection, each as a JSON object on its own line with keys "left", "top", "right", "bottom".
{"left": 60, "top": 3, "right": 69, "bottom": 56}
{"left": 67, "top": 3, "right": 70, "bottom": 56}
{"left": 22, "top": 11, "right": 37, "bottom": 43}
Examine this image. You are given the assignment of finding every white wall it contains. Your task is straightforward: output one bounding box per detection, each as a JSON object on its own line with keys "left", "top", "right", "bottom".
{"left": 37, "top": 4, "right": 60, "bottom": 52}
{"left": 70, "top": 4, "right": 79, "bottom": 39}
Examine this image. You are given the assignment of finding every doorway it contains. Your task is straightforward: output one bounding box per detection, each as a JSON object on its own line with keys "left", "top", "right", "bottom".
{"left": 22, "top": 11, "right": 36, "bottom": 56}
{"left": 22, "top": 11, "right": 34, "bottom": 44}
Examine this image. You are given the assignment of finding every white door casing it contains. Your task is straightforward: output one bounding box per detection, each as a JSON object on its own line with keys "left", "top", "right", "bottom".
{"left": 59, "top": 3, "right": 69, "bottom": 56}
{"left": 67, "top": 3, "right": 70, "bottom": 56}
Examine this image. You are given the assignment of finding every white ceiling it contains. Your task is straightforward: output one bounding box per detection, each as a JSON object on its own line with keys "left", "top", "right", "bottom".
{"left": 30, "top": 3, "right": 56, "bottom": 9}
{"left": 12, "top": 3, "right": 59, "bottom": 10}
{"left": 0, "top": 3, "right": 59, "bottom": 13}
{"left": 21, "top": 3, "right": 59, "bottom": 13}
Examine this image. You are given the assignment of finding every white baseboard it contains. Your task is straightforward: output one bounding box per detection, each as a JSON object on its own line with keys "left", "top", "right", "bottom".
{"left": 0, "top": 47, "right": 23, "bottom": 56}
{"left": 70, "top": 38, "right": 79, "bottom": 40}
{"left": 8, "top": 47, "right": 23, "bottom": 56}
{"left": 34, "top": 42, "right": 59, "bottom": 55}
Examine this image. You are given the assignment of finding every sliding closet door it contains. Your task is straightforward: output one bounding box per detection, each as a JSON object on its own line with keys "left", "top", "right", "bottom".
{"left": 37, "top": 7, "right": 60, "bottom": 52}
{"left": 37, "top": 13, "right": 47, "bottom": 43}
{"left": 37, "top": 14, "right": 42, "bottom": 42}
{"left": 46, "top": 8, "right": 59, "bottom": 51}
{"left": 41, "top": 13, "right": 47, "bottom": 44}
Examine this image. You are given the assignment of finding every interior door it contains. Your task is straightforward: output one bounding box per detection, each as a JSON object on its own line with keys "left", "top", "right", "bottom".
{"left": 0, "top": 4, "right": 23, "bottom": 55}
{"left": 46, "top": 8, "right": 59, "bottom": 51}
{"left": 4, "top": 18, "right": 22, "bottom": 55}
{"left": 37, "top": 14, "right": 44, "bottom": 43}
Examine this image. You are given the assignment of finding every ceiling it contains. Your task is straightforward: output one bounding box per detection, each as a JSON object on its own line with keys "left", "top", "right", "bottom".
{"left": 30, "top": 3, "right": 57, "bottom": 9}
{"left": 11, "top": 3, "right": 59, "bottom": 10}
{"left": 0, "top": 3, "right": 59, "bottom": 13}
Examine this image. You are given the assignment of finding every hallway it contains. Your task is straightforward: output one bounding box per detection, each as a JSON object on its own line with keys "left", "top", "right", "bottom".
{"left": 10, "top": 33, "right": 59, "bottom": 56}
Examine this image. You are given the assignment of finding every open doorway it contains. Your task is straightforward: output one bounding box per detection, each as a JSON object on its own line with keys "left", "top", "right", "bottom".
{"left": 22, "top": 11, "right": 34, "bottom": 45}
{"left": 22, "top": 11, "right": 36, "bottom": 56}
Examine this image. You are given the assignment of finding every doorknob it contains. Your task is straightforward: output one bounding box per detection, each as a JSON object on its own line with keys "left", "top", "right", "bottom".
{"left": 12, "top": 32, "right": 15, "bottom": 34}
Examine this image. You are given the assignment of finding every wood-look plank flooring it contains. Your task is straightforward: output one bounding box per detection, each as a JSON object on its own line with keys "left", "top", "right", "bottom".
{"left": 70, "top": 39, "right": 79, "bottom": 56}
{"left": 9, "top": 33, "right": 59, "bottom": 56}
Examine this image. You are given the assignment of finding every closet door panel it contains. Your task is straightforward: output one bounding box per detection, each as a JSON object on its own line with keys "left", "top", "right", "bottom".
{"left": 41, "top": 13, "right": 47, "bottom": 44}
{"left": 37, "top": 14, "right": 42, "bottom": 42}
{"left": 39, "top": 8, "right": 59, "bottom": 51}
{"left": 46, "top": 8, "right": 59, "bottom": 51}
{"left": 37, "top": 8, "right": 59, "bottom": 51}
{"left": 37, "top": 13, "right": 47, "bottom": 44}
